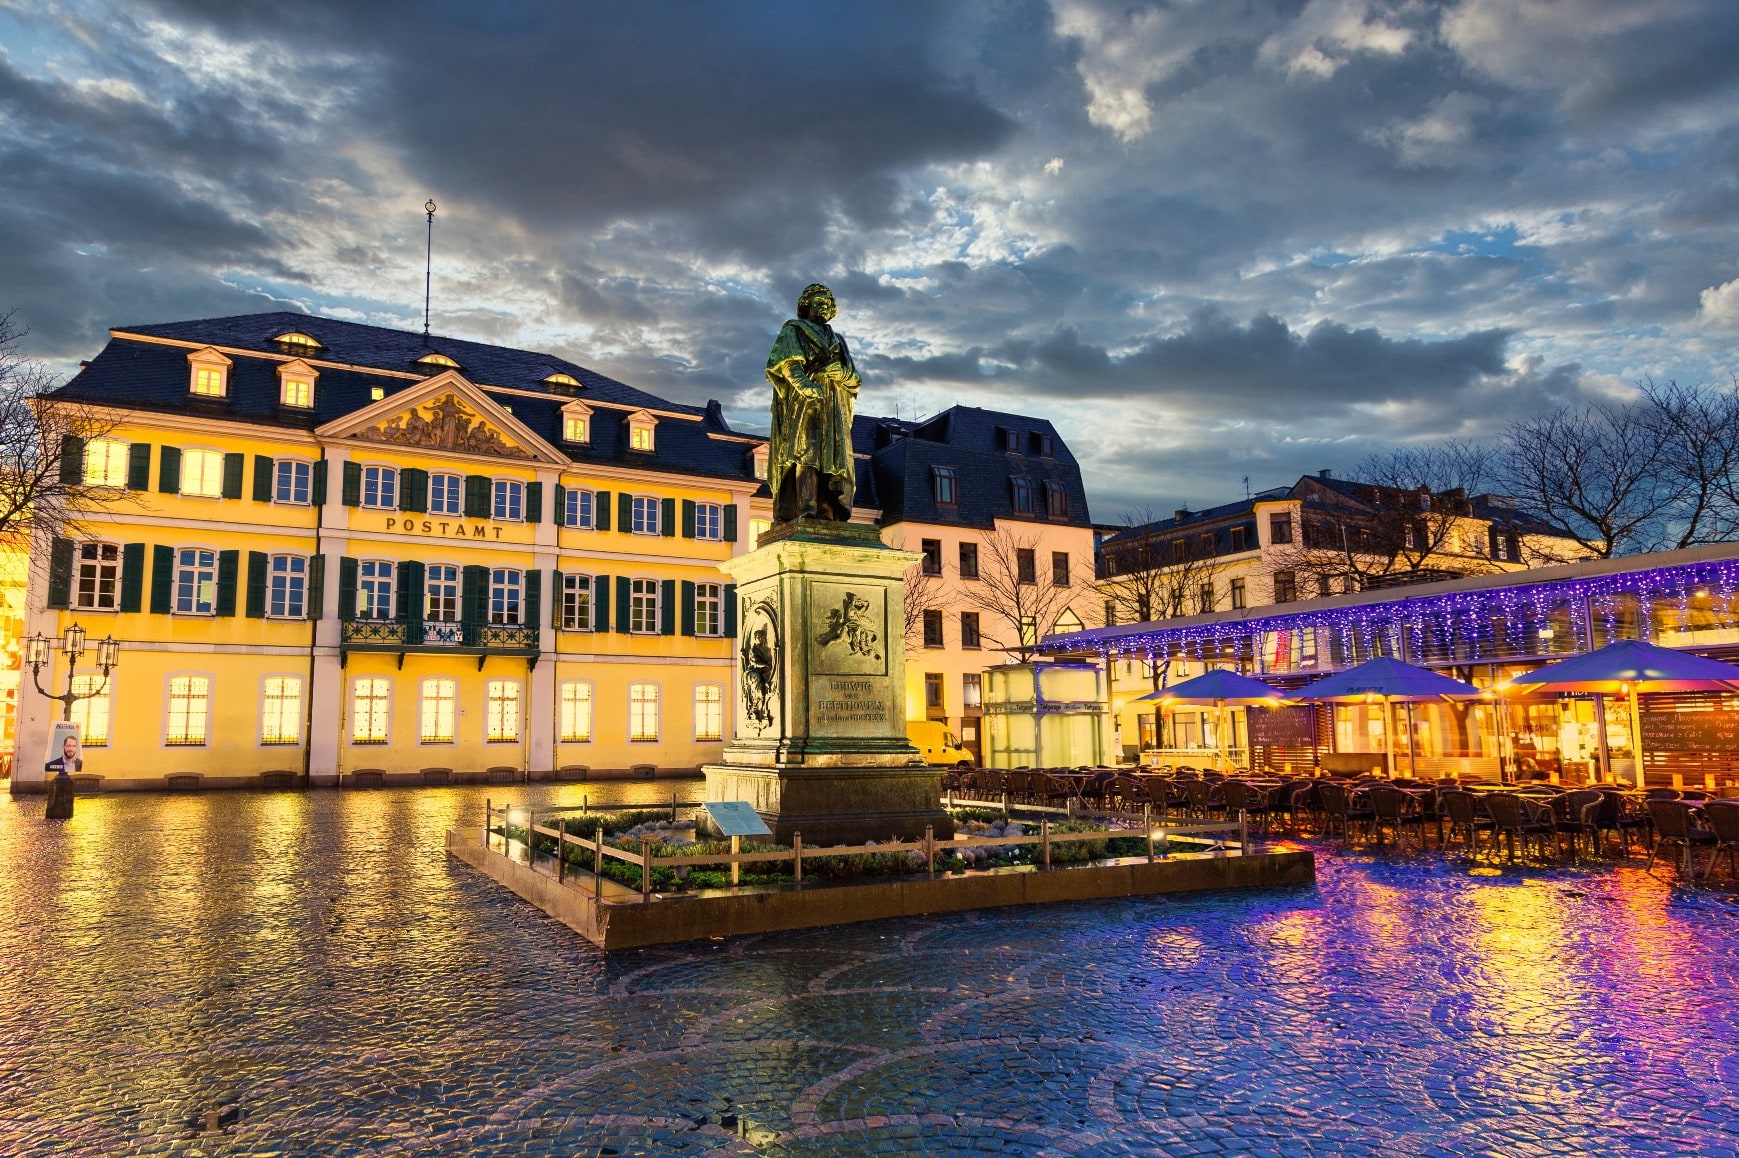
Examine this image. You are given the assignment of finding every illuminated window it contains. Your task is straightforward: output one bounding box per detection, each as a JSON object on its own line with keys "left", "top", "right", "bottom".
{"left": 694, "top": 684, "right": 723, "bottom": 741}
{"left": 631, "top": 495, "right": 660, "bottom": 535}
{"left": 1019, "top": 616, "right": 1038, "bottom": 648}
{"left": 273, "top": 332, "right": 323, "bottom": 352}
{"left": 752, "top": 445, "right": 769, "bottom": 480}
{"left": 695, "top": 582, "right": 723, "bottom": 636}
{"left": 274, "top": 460, "right": 311, "bottom": 505}
{"left": 416, "top": 352, "right": 460, "bottom": 371}
{"left": 492, "top": 479, "right": 524, "bottom": 521}
{"left": 420, "top": 678, "right": 456, "bottom": 743}
{"left": 561, "top": 572, "right": 592, "bottom": 631}
{"left": 630, "top": 578, "right": 659, "bottom": 634}
{"left": 74, "top": 541, "right": 120, "bottom": 610}
{"left": 630, "top": 426, "right": 655, "bottom": 451}
{"left": 560, "top": 681, "right": 593, "bottom": 742}
{"left": 174, "top": 548, "right": 216, "bottom": 614}
{"left": 963, "top": 672, "right": 982, "bottom": 708}
{"left": 181, "top": 450, "right": 224, "bottom": 497}
{"left": 83, "top": 438, "right": 128, "bottom": 487}
{"left": 486, "top": 680, "right": 521, "bottom": 743}
{"left": 358, "top": 560, "right": 395, "bottom": 620}
{"left": 166, "top": 675, "right": 210, "bottom": 746}
{"left": 269, "top": 555, "right": 307, "bottom": 618}
{"left": 563, "top": 414, "right": 589, "bottom": 442}
{"left": 489, "top": 569, "right": 522, "bottom": 624}
{"left": 70, "top": 674, "right": 110, "bottom": 746}
{"left": 370, "top": 386, "right": 385, "bottom": 402}
{"left": 261, "top": 676, "right": 302, "bottom": 745}
{"left": 629, "top": 682, "right": 659, "bottom": 741}
{"left": 280, "top": 377, "right": 312, "bottom": 408}
{"left": 429, "top": 472, "right": 462, "bottom": 516}
{"left": 191, "top": 367, "right": 226, "bottom": 397}
{"left": 563, "top": 487, "right": 594, "bottom": 529}
{"left": 352, "top": 678, "right": 390, "bottom": 744}
{"left": 695, "top": 502, "right": 723, "bottom": 540}
{"left": 361, "top": 465, "right": 397, "bottom": 509}
{"left": 749, "top": 518, "right": 771, "bottom": 543}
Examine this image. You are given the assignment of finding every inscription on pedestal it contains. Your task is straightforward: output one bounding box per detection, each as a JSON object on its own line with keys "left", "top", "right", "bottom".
{"left": 810, "top": 583, "right": 887, "bottom": 676}
{"left": 815, "top": 677, "right": 892, "bottom": 729}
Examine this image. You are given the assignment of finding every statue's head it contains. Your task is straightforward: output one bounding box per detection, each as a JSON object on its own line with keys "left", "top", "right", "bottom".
{"left": 797, "top": 283, "right": 836, "bottom": 323}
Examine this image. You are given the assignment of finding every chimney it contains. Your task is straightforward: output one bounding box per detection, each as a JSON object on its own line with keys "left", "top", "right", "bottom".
{"left": 1174, "top": 508, "right": 1191, "bottom": 521}
{"left": 1318, "top": 468, "right": 1333, "bottom": 479}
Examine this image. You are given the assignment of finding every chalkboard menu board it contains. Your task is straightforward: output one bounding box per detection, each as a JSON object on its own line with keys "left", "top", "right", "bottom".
{"left": 1248, "top": 705, "right": 1318, "bottom": 747}
{"left": 1639, "top": 709, "right": 1739, "bottom": 751}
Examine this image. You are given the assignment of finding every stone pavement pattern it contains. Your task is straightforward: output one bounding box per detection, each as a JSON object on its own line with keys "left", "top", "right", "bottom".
{"left": 2, "top": 784, "right": 1737, "bottom": 1155}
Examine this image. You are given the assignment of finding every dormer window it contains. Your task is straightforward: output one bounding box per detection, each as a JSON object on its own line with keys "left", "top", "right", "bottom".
{"left": 561, "top": 400, "right": 593, "bottom": 445}
{"left": 999, "top": 427, "right": 1019, "bottom": 453}
{"left": 751, "top": 444, "right": 769, "bottom": 481}
{"left": 626, "top": 409, "right": 658, "bottom": 453}
{"left": 1035, "top": 432, "right": 1055, "bottom": 457}
{"left": 543, "top": 372, "right": 581, "bottom": 393}
{"left": 187, "top": 347, "right": 232, "bottom": 398}
{"left": 272, "top": 331, "right": 324, "bottom": 353}
{"left": 276, "top": 358, "right": 318, "bottom": 409}
{"left": 416, "top": 352, "right": 460, "bottom": 373}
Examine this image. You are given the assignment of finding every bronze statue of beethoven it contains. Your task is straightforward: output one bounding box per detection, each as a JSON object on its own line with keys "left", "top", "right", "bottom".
{"left": 765, "top": 283, "right": 860, "bottom": 522}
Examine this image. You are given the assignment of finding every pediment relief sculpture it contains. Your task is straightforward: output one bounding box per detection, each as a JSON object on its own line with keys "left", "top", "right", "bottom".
{"left": 356, "top": 392, "right": 533, "bottom": 459}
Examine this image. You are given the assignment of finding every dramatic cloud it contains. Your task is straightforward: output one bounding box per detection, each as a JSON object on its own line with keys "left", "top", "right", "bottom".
{"left": 4, "top": 0, "right": 1739, "bottom": 518}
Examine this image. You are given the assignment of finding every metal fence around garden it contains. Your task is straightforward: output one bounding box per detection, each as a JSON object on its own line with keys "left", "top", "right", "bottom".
{"left": 480, "top": 794, "right": 1254, "bottom": 905}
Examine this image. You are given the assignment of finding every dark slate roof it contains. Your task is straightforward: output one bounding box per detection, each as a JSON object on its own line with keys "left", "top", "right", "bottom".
{"left": 52, "top": 312, "right": 756, "bottom": 483}
{"left": 853, "top": 405, "right": 1092, "bottom": 529}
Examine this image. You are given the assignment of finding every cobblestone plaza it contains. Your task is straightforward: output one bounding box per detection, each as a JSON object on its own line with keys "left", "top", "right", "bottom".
{"left": 3, "top": 784, "right": 1737, "bottom": 1155}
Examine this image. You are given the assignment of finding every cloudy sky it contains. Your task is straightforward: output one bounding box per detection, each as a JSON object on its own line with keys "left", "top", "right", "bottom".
{"left": 5, "top": 0, "right": 1739, "bottom": 519}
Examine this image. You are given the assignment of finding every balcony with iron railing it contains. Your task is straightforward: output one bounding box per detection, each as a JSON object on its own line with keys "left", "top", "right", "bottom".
{"left": 341, "top": 615, "right": 540, "bottom": 664}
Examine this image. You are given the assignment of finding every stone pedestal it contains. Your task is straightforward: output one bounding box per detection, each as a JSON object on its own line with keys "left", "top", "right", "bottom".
{"left": 703, "top": 520, "right": 954, "bottom": 845}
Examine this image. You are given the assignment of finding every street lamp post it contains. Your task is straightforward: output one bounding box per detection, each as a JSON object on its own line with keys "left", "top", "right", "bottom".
{"left": 25, "top": 625, "right": 120, "bottom": 820}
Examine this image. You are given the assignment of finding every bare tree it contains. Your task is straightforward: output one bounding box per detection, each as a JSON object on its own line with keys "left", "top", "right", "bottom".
{"left": 901, "top": 558, "right": 951, "bottom": 647}
{"left": 1637, "top": 377, "right": 1739, "bottom": 548}
{"left": 958, "top": 524, "right": 1082, "bottom": 663}
{"left": 1099, "top": 508, "right": 1222, "bottom": 625}
{"left": 1495, "top": 399, "right": 1680, "bottom": 558}
{"left": 0, "top": 309, "right": 119, "bottom": 561}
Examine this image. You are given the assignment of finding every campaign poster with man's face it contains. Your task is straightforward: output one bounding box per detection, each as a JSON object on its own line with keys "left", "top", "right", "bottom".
{"left": 46, "top": 722, "right": 81, "bottom": 773}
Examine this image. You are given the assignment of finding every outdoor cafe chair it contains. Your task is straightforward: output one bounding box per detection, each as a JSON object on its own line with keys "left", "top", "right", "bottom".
{"left": 1646, "top": 787, "right": 1683, "bottom": 801}
{"left": 1551, "top": 789, "right": 1606, "bottom": 861}
{"left": 1702, "top": 802, "right": 1739, "bottom": 882}
{"left": 1592, "top": 789, "right": 1651, "bottom": 855}
{"left": 1222, "top": 781, "right": 1276, "bottom": 834}
{"left": 1645, "top": 800, "right": 1716, "bottom": 880}
{"left": 1366, "top": 785, "right": 1424, "bottom": 849}
{"left": 1439, "top": 790, "right": 1494, "bottom": 859}
{"left": 1317, "top": 781, "right": 1375, "bottom": 846}
{"left": 1485, "top": 793, "right": 1556, "bottom": 862}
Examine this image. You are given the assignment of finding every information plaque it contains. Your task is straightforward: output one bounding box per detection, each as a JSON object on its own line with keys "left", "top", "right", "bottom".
{"left": 705, "top": 801, "right": 772, "bottom": 838}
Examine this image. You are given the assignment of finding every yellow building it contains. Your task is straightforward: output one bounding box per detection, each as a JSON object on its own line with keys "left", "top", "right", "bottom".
{"left": 15, "top": 314, "right": 762, "bottom": 792}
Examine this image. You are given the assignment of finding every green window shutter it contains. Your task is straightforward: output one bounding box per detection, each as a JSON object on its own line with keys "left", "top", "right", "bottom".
{"left": 662, "top": 497, "right": 677, "bottom": 537}
{"left": 307, "top": 554, "right": 325, "bottom": 620}
{"left": 594, "top": 490, "right": 611, "bottom": 531}
{"left": 158, "top": 446, "right": 181, "bottom": 495}
{"left": 245, "top": 551, "right": 269, "bottom": 618}
{"left": 552, "top": 484, "right": 566, "bottom": 525}
{"left": 462, "top": 565, "right": 488, "bottom": 635}
{"left": 592, "top": 575, "right": 610, "bottom": 632}
{"left": 660, "top": 578, "right": 676, "bottom": 635}
{"left": 311, "top": 460, "right": 328, "bottom": 506}
{"left": 464, "top": 474, "right": 490, "bottom": 518}
{"left": 338, "top": 557, "right": 358, "bottom": 621}
{"left": 46, "top": 538, "right": 73, "bottom": 609}
{"left": 215, "top": 550, "right": 239, "bottom": 617}
{"left": 400, "top": 467, "right": 428, "bottom": 513}
{"left": 221, "top": 452, "right": 245, "bottom": 499}
{"left": 617, "top": 492, "right": 632, "bottom": 532}
{"left": 150, "top": 545, "right": 174, "bottom": 614}
{"left": 59, "top": 435, "right": 84, "bottom": 484}
{"left": 126, "top": 443, "right": 152, "bottom": 491}
{"left": 119, "top": 543, "right": 145, "bottom": 612}
{"left": 681, "top": 499, "right": 696, "bottom": 539}
{"left": 252, "top": 456, "right": 274, "bottom": 502}
{"left": 614, "top": 575, "right": 631, "bottom": 634}
{"left": 405, "top": 560, "right": 425, "bottom": 631}
{"left": 550, "top": 569, "right": 564, "bottom": 627}
{"left": 524, "top": 569, "right": 541, "bottom": 631}
{"left": 680, "top": 579, "right": 696, "bottom": 636}
{"left": 525, "top": 482, "right": 542, "bottom": 524}
{"left": 724, "top": 583, "right": 738, "bottom": 638}
{"left": 723, "top": 504, "right": 738, "bottom": 543}
{"left": 341, "top": 461, "right": 361, "bottom": 507}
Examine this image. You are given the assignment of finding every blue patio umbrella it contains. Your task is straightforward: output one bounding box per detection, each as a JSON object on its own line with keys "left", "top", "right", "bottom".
{"left": 1286, "top": 657, "right": 1482, "bottom": 776}
{"left": 1132, "top": 669, "right": 1282, "bottom": 770}
{"left": 1502, "top": 639, "right": 1739, "bottom": 785}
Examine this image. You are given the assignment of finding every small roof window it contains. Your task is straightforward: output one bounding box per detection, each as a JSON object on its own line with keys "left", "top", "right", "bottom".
{"left": 416, "top": 352, "right": 461, "bottom": 371}
{"left": 272, "top": 331, "right": 324, "bottom": 352}
{"left": 543, "top": 372, "right": 581, "bottom": 389}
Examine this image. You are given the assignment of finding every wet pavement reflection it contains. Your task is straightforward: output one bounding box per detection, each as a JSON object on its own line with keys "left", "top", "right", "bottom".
{"left": 3, "top": 784, "right": 1738, "bottom": 1155}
